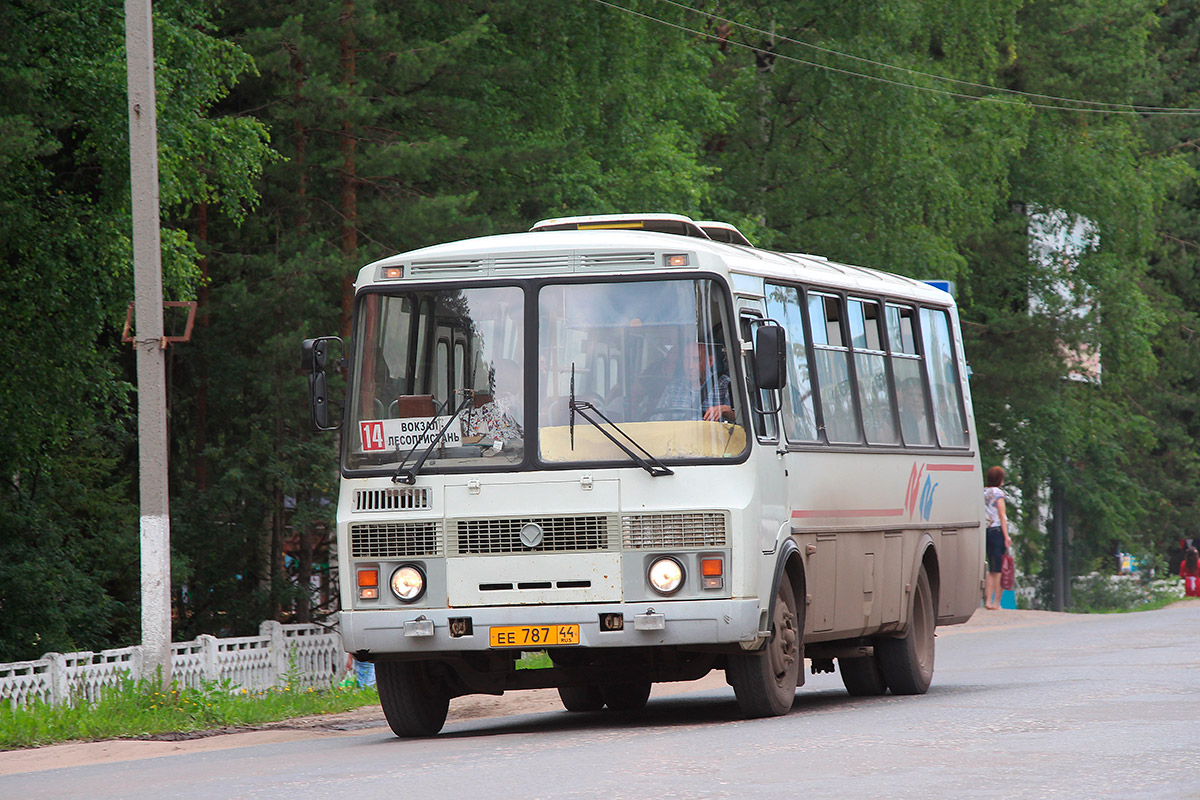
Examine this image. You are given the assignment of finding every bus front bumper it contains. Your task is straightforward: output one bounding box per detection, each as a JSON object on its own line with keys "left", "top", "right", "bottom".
{"left": 340, "top": 599, "right": 764, "bottom": 656}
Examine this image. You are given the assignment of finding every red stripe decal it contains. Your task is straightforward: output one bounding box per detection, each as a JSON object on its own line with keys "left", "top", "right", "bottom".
{"left": 925, "top": 463, "right": 976, "bottom": 472}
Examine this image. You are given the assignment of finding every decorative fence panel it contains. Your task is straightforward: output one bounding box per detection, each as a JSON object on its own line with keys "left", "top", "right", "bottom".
{"left": 0, "top": 622, "right": 344, "bottom": 709}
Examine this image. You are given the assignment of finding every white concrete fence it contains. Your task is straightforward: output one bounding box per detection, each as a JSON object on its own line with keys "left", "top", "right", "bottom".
{"left": 0, "top": 621, "right": 345, "bottom": 709}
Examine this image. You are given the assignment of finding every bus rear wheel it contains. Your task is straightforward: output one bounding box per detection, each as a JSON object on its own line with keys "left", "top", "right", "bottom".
{"left": 877, "top": 565, "right": 935, "bottom": 695}
{"left": 727, "top": 576, "right": 801, "bottom": 718}
{"left": 839, "top": 653, "right": 888, "bottom": 696}
{"left": 376, "top": 660, "right": 450, "bottom": 737}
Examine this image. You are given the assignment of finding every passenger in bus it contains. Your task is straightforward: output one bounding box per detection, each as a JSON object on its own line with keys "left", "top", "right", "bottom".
{"left": 650, "top": 341, "right": 734, "bottom": 422}
{"left": 983, "top": 465, "right": 1013, "bottom": 610}
{"left": 898, "top": 378, "right": 932, "bottom": 444}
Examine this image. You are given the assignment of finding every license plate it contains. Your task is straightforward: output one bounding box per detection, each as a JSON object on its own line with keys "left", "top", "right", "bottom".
{"left": 489, "top": 624, "right": 580, "bottom": 648}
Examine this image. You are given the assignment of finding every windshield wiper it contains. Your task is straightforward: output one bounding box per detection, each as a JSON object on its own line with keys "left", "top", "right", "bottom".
{"left": 392, "top": 390, "right": 476, "bottom": 485}
{"left": 568, "top": 368, "right": 672, "bottom": 478}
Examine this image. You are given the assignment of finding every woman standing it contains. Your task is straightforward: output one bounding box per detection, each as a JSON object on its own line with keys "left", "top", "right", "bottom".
{"left": 984, "top": 466, "right": 1013, "bottom": 610}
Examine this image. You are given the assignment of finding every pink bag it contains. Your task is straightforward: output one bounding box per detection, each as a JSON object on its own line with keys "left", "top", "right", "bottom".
{"left": 1000, "top": 554, "right": 1015, "bottom": 591}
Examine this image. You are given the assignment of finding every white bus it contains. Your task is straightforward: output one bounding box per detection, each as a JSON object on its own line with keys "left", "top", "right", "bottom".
{"left": 302, "top": 213, "right": 983, "bottom": 736}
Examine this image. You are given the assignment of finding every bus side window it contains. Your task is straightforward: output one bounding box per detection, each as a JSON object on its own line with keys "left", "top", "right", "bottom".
{"left": 848, "top": 298, "right": 898, "bottom": 445}
{"left": 809, "top": 293, "right": 861, "bottom": 443}
{"left": 920, "top": 307, "right": 969, "bottom": 447}
{"left": 886, "top": 303, "right": 934, "bottom": 446}
{"left": 765, "top": 284, "right": 818, "bottom": 442}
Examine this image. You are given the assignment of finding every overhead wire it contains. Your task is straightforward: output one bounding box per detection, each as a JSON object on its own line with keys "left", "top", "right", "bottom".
{"left": 589, "top": 0, "right": 1200, "bottom": 116}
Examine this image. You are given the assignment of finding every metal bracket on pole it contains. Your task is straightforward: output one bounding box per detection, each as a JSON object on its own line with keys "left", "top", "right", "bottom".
{"left": 122, "top": 301, "right": 198, "bottom": 347}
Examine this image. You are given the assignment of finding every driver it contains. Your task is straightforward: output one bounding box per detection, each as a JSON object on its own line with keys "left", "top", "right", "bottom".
{"left": 651, "top": 341, "right": 734, "bottom": 422}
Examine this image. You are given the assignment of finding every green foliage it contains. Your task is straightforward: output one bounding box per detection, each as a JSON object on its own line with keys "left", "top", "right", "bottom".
{"left": 1068, "top": 563, "right": 1183, "bottom": 614}
{"left": 6, "top": 0, "right": 1200, "bottom": 653}
{"left": 0, "top": 675, "right": 379, "bottom": 750}
{"left": 0, "top": 0, "right": 272, "bottom": 660}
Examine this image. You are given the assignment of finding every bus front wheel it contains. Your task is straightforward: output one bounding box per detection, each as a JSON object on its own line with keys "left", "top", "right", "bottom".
{"left": 376, "top": 660, "right": 450, "bottom": 737}
{"left": 557, "top": 684, "right": 604, "bottom": 712}
{"left": 877, "top": 565, "right": 935, "bottom": 695}
{"left": 602, "top": 681, "right": 652, "bottom": 711}
{"left": 727, "top": 576, "right": 801, "bottom": 717}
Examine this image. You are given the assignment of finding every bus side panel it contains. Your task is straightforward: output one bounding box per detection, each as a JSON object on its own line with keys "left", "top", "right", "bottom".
{"left": 938, "top": 524, "right": 985, "bottom": 624}
{"left": 786, "top": 451, "right": 981, "bottom": 640}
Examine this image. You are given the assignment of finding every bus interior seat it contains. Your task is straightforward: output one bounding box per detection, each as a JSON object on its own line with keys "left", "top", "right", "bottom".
{"left": 392, "top": 394, "right": 436, "bottom": 418}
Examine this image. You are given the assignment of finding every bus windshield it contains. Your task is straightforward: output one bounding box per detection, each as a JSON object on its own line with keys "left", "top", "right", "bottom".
{"left": 538, "top": 278, "right": 746, "bottom": 463}
{"left": 346, "top": 286, "right": 525, "bottom": 471}
{"left": 344, "top": 277, "right": 746, "bottom": 473}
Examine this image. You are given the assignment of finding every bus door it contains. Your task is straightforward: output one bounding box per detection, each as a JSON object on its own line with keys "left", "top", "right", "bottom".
{"left": 736, "top": 296, "right": 790, "bottom": 564}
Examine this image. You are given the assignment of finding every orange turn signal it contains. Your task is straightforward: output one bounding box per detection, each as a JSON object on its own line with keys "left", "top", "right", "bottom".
{"left": 700, "top": 557, "right": 724, "bottom": 590}
{"left": 357, "top": 568, "right": 380, "bottom": 599}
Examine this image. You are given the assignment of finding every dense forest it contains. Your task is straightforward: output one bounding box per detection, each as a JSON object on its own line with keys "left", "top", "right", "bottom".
{"left": 2, "top": 0, "right": 1199, "bottom": 661}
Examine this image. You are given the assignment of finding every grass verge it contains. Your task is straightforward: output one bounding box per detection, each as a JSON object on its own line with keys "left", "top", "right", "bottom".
{"left": 0, "top": 678, "right": 379, "bottom": 751}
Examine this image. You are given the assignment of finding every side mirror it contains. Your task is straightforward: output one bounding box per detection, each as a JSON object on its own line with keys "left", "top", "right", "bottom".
{"left": 754, "top": 323, "right": 787, "bottom": 391}
{"left": 301, "top": 337, "right": 343, "bottom": 431}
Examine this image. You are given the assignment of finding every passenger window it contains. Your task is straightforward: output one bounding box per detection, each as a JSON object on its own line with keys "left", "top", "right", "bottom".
{"left": 809, "top": 293, "right": 860, "bottom": 443}
{"left": 887, "top": 303, "right": 934, "bottom": 446}
{"left": 920, "top": 308, "right": 969, "bottom": 447}
{"left": 765, "top": 285, "right": 818, "bottom": 442}
{"left": 849, "top": 299, "right": 897, "bottom": 444}
{"left": 886, "top": 304, "right": 918, "bottom": 355}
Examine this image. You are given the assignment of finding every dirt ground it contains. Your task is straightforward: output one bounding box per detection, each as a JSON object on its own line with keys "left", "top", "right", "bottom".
{"left": 3, "top": 601, "right": 1193, "bottom": 776}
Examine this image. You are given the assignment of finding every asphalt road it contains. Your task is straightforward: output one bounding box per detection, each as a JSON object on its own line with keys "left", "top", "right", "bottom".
{"left": 3, "top": 602, "right": 1198, "bottom": 800}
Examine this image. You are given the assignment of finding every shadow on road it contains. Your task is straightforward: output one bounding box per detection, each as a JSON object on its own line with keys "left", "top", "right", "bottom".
{"left": 371, "top": 681, "right": 992, "bottom": 743}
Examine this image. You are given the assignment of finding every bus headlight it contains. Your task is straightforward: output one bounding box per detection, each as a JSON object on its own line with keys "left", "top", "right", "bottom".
{"left": 390, "top": 565, "right": 426, "bottom": 603}
{"left": 648, "top": 557, "right": 684, "bottom": 595}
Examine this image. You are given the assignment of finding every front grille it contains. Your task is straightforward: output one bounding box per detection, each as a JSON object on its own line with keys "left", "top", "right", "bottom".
{"left": 452, "top": 516, "right": 612, "bottom": 554}
{"left": 621, "top": 512, "right": 727, "bottom": 549}
{"left": 353, "top": 487, "right": 431, "bottom": 512}
{"left": 350, "top": 521, "right": 442, "bottom": 558}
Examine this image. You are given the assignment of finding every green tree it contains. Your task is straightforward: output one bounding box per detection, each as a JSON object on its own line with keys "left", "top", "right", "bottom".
{"left": 962, "top": 0, "right": 1189, "bottom": 597}
{"left": 0, "top": 0, "right": 270, "bottom": 660}
{"left": 168, "top": 0, "right": 727, "bottom": 633}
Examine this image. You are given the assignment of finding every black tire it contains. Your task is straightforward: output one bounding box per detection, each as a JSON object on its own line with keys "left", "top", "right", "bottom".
{"left": 838, "top": 654, "right": 888, "bottom": 696}
{"left": 877, "top": 565, "right": 936, "bottom": 695}
{"left": 727, "top": 576, "right": 802, "bottom": 718}
{"left": 376, "top": 660, "right": 450, "bottom": 737}
{"left": 601, "top": 682, "right": 652, "bottom": 711}
{"left": 557, "top": 684, "right": 605, "bottom": 712}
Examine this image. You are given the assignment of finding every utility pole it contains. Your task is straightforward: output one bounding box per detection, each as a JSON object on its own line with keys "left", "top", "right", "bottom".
{"left": 125, "top": 0, "right": 172, "bottom": 685}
